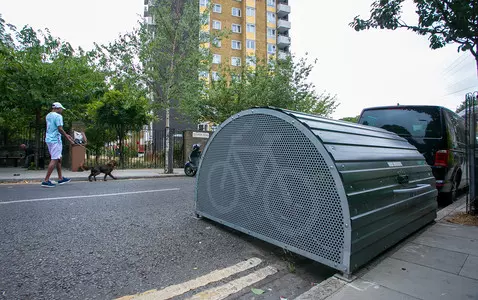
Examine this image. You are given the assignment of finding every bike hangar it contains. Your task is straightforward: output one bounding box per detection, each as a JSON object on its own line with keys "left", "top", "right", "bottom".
{"left": 195, "top": 107, "right": 438, "bottom": 277}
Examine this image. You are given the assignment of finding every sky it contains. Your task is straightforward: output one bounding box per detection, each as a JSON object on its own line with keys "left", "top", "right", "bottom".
{"left": 2, "top": 0, "right": 477, "bottom": 119}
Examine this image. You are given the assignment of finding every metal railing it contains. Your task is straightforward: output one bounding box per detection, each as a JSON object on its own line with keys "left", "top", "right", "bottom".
{"left": 83, "top": 128, "right": 184, "bottom": 169}
{"left": 0, "top": 126, "right": 185, "bottom": 169}
{"left": 464, "top": 91, "right": 478, "bottom": 215}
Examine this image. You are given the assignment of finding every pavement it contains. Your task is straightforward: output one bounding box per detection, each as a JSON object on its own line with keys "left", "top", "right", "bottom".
{"left": 293, "top": 196, "right": 478, "bottom": 300}
{"left": 0, "top": 167, "right": 185, "bottom": 183}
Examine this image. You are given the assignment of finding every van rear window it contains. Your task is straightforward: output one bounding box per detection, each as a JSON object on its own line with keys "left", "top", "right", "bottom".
{"left": 359, "top": 107, "right": 442, "bottom": 138}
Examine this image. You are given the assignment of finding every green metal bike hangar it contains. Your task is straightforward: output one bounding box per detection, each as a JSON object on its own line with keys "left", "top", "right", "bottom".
{"left": 195, "top": 107, "right": 437, "bottom": 275}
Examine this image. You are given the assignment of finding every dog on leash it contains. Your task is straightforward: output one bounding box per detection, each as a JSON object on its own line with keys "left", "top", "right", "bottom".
{"left": 82, "top": 160, "right": 117, "bottom": 182}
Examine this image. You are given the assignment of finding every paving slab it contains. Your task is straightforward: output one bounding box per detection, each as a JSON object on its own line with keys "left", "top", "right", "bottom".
{"left": 391, "top": 242, "right": 468, "bottom": 274}
{"left": 362, "top": 258, "right": 478, "bottom": 300}
{"left": 413, "top": 231, "right": 478, "bottom": 256}
{"left": 460, "top": 255, "right": 478, "bottom": 281}
{"left": 326, "top": 279, "right": 419, "bottom": 300}
{"left": 428, "top": 222, "right": 478, "bottom": 240}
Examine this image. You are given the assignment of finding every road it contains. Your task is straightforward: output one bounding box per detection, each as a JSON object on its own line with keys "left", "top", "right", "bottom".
{"left": 0, "top": 178, "right": 334, "bottom": 300}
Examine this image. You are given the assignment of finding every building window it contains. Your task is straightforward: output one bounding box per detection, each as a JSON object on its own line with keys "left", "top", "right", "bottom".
{"left": 267, "top": 12, "right": 276, "bottom": 23}
{"left": 267, "top": 43, "right": 276, "bottom": 54}
{"left": 267, "top": 0, "right": 275, "bottom": 6}
{"left": 200, "top": 0, "right": 209, "bottom": 7}
{"left": 232, "top": 7, "right": 241, "bottom": 17}
{"left": 246, "top": 23, "right": 255, "bottom": 33}
{"left": 267, "top": 28, "right": 276, "bottom": 38}
{"left": 213, "top": 4, "right": 222, "bottom": 13}
{"left": 212, "top": 20, "right": 221, "bottom": 30}
{"left": 246, "top": 56, "right": 256, "bottom": 67}
{"left": 213, "top": 37, "right": 221, "bottom": 47}
{"left": 231, "top": 57, "right": 241, "bottom": 66}
{"left": 213, "top": 54, "right": 221, "bottom": 64}
{"left": 212, "top": 71, "right": 220, "bottom": 81}
{"left": 232, "top": 40, "right": 241, "bottom": 50}
{"left": 199, "top": 71, "right": 208, "bottom": 79}
{"left": 246, "top": 39, "right": 256, "bottom": 49}
{"left": 232, "top": 24, "right": 241, "bottom": 33}
{"left": 246, "top": 7, "right": 256, "bottom": 17}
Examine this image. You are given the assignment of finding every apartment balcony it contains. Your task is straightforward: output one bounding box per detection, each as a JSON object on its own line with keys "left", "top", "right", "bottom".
{"left": 277, "top": 19, "right": 291, "bottom": 33}
{"left": 277, "top": 3, "right": 291, "bottom": 18}
{"left": 278, "top": 50, "right": 290, "bottom": 60}
{"left": 277, "top": 35, "right": 291, "bottom": 48}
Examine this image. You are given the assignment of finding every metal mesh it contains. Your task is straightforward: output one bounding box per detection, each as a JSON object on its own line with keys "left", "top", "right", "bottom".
{"left": 197, "top": 114, "right": 344, "bottom": 264}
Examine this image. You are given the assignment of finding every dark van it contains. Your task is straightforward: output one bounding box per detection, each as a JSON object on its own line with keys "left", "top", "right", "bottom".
{"left": 358, "top": 105, "right": 467, "bottom": 203}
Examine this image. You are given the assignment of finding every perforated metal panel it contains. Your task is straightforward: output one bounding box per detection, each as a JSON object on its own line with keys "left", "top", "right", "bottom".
{"left": 196, "top": 112, "right": 345, "bottom": 267}
{"left": 196, "top": 107, "right": 437, "bottom": 275}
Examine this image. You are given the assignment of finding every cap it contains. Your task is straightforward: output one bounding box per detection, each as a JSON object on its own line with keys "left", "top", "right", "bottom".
{"left": 52, "top": 102, "right": 66, "bottom": 109}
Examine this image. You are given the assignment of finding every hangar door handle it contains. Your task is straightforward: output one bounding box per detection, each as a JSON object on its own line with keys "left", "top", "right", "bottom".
{"left": 393, "top": 184, "right": 431, "bottom": 194}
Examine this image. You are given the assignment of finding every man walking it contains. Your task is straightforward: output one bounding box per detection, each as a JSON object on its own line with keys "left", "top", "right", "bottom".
{"left": 41, "top": 102, "right": 75, "bottom": 188}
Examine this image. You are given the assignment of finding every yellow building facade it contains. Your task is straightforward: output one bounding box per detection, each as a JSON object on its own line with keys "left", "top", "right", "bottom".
{"left": 201, "top": 0, "right": 291, "bottom": 78}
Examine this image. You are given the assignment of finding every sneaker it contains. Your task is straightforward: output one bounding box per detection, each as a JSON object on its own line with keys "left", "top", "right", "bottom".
{"left": 41, "top": 181, "right": 56, "bottom": 188}
{"left": 58, "top": 177, "right": 71, "bottom": 185}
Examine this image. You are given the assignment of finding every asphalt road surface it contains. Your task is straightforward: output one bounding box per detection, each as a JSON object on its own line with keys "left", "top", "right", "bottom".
{"left": 0, "top": 178, "right": 334, "bottom": 300}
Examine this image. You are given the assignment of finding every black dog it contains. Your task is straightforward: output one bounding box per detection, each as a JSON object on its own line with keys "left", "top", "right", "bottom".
{"left": 85, "top": 160, "right": 117, "bottom": 182}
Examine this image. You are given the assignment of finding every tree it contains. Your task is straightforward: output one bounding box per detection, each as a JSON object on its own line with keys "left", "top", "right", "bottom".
{"left": 0, "top": 16, "right": 106, "bottom": 167}
{"left": 92, "top": 0, "right": 213, "bottom": 172}
{"left": 84, "top": 127, "right": 117, "bottom": 165}
{"left": 187, "top": 56, "right": 338, "bottom": 124}
{"left": 455, "top": 92, "right": 478, "bottom": 113}
{"left": 86, "top": 88, "right": 154, "bottom": 166}
{"left": 139, "top": 0, "right": 211, "bottom": 173}
{"left": 340, "top": 116, "right": 360, "bottom": 123}
{"left": 350, "top": 1, "right": 478, "bottom": 74}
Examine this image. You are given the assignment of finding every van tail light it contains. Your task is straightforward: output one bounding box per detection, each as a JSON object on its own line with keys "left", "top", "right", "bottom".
{"left": 434, "top": 150, "right": 449, "bottom": 167}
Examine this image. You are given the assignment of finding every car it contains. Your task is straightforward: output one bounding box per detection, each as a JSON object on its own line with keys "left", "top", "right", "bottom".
{"left": 358, "top": 105, "right": 468, "bottom": 204}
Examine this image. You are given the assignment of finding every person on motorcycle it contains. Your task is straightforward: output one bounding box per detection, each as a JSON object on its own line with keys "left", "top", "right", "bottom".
{"left": 189, "top": 144, "right": 201, "bottom": 166}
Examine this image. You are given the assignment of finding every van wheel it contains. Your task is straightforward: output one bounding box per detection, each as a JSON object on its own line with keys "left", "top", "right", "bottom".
{"left": 440, "top": 179, "right": 457, "bottom": 205}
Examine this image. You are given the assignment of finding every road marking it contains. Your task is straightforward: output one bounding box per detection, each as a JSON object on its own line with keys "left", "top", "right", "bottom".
{"left": 0, "top": 188, "right": 180, "bottom": 205}
{"left": 186, "top": 266, "right": 278, "bottom": 300}
{"left": 117, "top": 258, "right": 263, "bottom": 300}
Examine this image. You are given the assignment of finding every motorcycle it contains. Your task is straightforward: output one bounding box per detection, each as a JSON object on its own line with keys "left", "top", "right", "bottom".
{"left": 184, "top": 144, "right": 201, "bottom": 177}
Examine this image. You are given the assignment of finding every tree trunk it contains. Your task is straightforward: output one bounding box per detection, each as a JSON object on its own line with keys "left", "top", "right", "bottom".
{"left": 95, "top": 148, "right": 99, "bottom": 165}
{"left": 165, "top": 107, "right": 173, "bottom": 173}
{"left": 34, "top": 109, "right": 41, "bottom": 169}
{"left": 2, "top": 129, "right": 7, "bottom": 146}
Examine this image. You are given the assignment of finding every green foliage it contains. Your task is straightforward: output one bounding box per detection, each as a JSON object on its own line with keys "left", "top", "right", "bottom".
{"left": 0, "top": 14, "right": 107, "bottom": 167}
{"left": 0, "top": 15, "right": 106, "bottom": 135}
{"left": 350, "top": 1, "right": 478, "bottom": 62}
{"left": 86, "top": 88, "right": 154, "bottom": 166}
{"left": 187, "top": 56, "right": 339, "bottom": 124}
{"left": 91, "top": 0, "right": 215, "bottom": 122}
{"left": 340, "top": 115, "right": 360, "bottom": 123}
{"left": 87, "top": 89, "right": 154, "bottom": 132}
{"left": 139, "top": 0, "right": 211, "bottom": 114}
{"left": 84, "top": 126, "right": 117, "bottom": 158}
